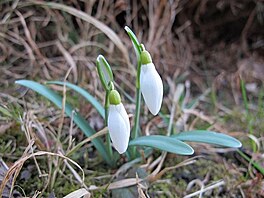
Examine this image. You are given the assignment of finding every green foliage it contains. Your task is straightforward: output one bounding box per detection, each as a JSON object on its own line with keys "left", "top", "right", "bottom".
{"left": 129, "top": 135, "right": 194, "bottom": 155}
{"left": 172, "top": 130, "right": 242, "bottom": 148}
{"left": 46, "top": 81, "right": 105, "bottom": 118}
{"left": 0, "top": 105, "right": 12, "bottom": 118}
{"left": 237, "top": 150, "right": 264, "bottom": 175}
{"left": 15, "top": 80, "right": 113, "bottom": 166}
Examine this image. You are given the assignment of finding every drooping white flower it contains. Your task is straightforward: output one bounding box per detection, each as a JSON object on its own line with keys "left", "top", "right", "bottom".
{"left": 140, "top": 50, "right": 163, "bottom": 115}
{"left": 107, "top": 90, "right": 130, "bottom": 154}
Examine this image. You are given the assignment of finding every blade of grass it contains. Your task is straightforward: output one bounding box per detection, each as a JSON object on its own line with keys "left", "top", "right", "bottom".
{"left": 240, "top": 79, "right": 249, "bottom": 112}
{"left": 237, "top": 149, "right": 264, "bottom": 175}
{"left": 0, "top": 105, "right": 13, "bottom": 118}
{"left": 240, "top": 79, "right": 257, "bottom": 152}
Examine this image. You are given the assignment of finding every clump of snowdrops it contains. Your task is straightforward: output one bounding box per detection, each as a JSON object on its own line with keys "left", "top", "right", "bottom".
{"left": 16, "top": 27, "right": 241, "bottom": 167}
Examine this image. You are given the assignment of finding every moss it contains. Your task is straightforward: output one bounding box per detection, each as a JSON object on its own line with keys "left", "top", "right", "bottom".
{"left": 149, "top": 157, "right": 242, "bottom": 197}
{"left": 0, "top": 124, "right": 26, "bottom": 161}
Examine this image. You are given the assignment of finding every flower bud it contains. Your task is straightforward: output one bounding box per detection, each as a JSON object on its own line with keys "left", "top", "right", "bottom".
{"left": 96, "top": 55, "right": 114, "bottom": 91}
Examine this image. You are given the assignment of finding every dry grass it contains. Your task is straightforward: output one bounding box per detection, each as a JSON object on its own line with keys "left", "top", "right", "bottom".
{"left": 0, "top": 0, "right": 263, "bottom": 197}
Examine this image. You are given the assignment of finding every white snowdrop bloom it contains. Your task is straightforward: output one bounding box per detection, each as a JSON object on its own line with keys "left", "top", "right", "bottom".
{"left": 140, "top": 50, "right": 163, "bottom": 115}
{"left": 107, "top": 90, "right": 130, "bottom": 154}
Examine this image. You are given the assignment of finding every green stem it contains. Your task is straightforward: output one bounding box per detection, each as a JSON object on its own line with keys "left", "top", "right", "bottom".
{"left": 105, "top": 90, "right": 114, "bottom": 164}
{"left": 124, "top": 26, "right": 143, "bottom": 159}
{"left": 131, "top": 56, "right": 142, "bottom": 159}
{"left": 132, "top": 88, "right": 141, "bottom": 139}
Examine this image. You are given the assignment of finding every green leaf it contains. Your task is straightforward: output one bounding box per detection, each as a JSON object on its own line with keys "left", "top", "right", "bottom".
{"left": 237, "top": 150, "right": 264, "bottom": 175}
{"left": 124, "top": 26, "right": 141, "bottom": 60}
{"left": 172, "top": 130, "right": 242, "bottom": 148}
{"left": 0, "top": 105, "right": 13, "bottom": 118}
{"left": 129, "top": 135, "right": 194, "bottom": 155}
{"left": 46, "top": 81, "right": 105, "bottom": 119}
{"left": 15, "top": 80, "right": 112, "bottom": 166}
{"left": 96, "top": 55, "right": 113, "bottom": 91}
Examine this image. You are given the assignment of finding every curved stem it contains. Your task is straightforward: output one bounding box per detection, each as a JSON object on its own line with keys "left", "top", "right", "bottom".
{"left": 124, "top": 26, "right": 143, "bottom": 159}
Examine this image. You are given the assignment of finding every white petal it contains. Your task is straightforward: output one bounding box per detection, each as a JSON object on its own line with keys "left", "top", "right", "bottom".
{"left": 108, "top": 104, "right": 130, "bottom": 154}
{"left": 140, "top": 63, "right": 163, "bottom": 115}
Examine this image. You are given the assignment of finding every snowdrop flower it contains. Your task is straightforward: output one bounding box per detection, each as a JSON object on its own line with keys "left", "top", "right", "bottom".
{"left": 107, "top": 90, "right": 130, "bottom": 154}
{"left": 140, "top": 49, "right": 163, "bottom": 115}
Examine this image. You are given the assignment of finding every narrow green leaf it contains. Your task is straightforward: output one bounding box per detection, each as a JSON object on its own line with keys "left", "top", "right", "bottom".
{"left": 15, "top": 80, "right": 112, "bottom": 166}
{"left": 172, "top": 130, "right": 242, "bottom": 148}
{"left": 124, "top": 26, "right": 141, "bottom": 60}
{"left": 0, "top": 105, "right": 13, "bottom": 118}
{"left": 46, "top": 81, "right": 105, "bottom": 118}
{"left": 237, "top": 150, "right": 264, "bottom": 175}
{"left": 96, "top": 55, "right": 113, "bottom": 91}
{"left": 129, "top": 135, "right": 194, "bottom": 155}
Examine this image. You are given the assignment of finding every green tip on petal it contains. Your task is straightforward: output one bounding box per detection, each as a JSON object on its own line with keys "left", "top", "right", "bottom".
{"left": 141, "top": 49, "right": 152, "bottom": 65}
{"left": 109, "top": 90, "right": 121, "bottom": 105}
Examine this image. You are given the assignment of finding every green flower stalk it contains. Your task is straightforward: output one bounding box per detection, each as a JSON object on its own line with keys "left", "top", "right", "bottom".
{"left": 96, "top": 55, "right": 115, "bottom": 159}
{"left": 124, "top": 26, "right": 142, "bottom": 158}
